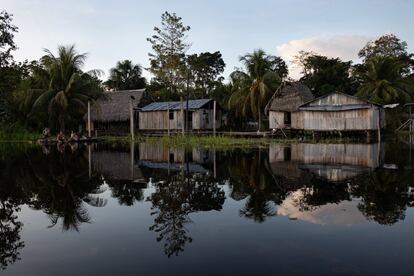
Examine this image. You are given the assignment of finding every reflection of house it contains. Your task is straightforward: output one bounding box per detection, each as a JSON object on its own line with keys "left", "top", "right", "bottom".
{"left": 269, "top": 143, "right": 383, "bottom": 182}
{"left": 138, "top": 142, "right": 214, "bottom": 173}
{"left": 91, "top": 149, "right": 145, "bottom": 183}
{"left": 86, "top": 89, "right": 150, "bottom": 135}
{"left": 139, "top": 99, "right": 221, "bottom": 130}
{"left": 265, "top": 82, "right": 314, "bottom": 129}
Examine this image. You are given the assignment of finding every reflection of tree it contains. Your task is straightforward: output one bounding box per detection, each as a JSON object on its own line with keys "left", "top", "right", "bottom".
{"left": 352, "top": 170, "right": 414, "bottom": 225}
{"left": 226, "top": 150, "right": 283, "bottom": 223}
{"left": 294, "top": 180, "right": 351, "bottom": 212}
{"left": 0, "top": 145, "right": 28, "bottom": 270}
{"left": 0, "top": 201, "right": 24, "bottom": 270}
{"left": 13, "top": 147, "right": 104, "bottom": 231}
{"left": 148, "top": 172, "right": 225, "bottom": 257}
{"left": 110, "top": 182, "right": 146, "bottom": 206}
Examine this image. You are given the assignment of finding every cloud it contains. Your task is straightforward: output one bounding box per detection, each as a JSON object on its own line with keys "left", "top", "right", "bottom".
{"left": 276, "top": 35, "right": 372, "bottom": 79}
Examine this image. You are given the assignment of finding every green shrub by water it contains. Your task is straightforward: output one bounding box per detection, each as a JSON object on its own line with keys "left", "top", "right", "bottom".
{"left": 0, "top": 124, "right": 39, "bottom": 141}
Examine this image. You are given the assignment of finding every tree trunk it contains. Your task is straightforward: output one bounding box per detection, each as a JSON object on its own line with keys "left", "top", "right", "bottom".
{"left": 257, "top": 96, "right": 261, "bottom": 132}
{"left": 59, "top": 113, "right": 65, "bottom": 133}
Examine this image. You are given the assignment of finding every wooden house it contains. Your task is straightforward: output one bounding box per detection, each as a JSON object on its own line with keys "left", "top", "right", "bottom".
{"left": 265, "top": 82, "right": 314, "bottom": 129}
{"left": 297, "top": 92, "right": 385, "bottom": 132}
{"left": 86, "top": 89, "right": 150, "bottom": 135}
{"left": 139, "top": 99, "right": 221, "bottom": 131}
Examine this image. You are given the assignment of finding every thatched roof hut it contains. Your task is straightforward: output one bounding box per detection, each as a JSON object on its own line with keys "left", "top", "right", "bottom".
{"left": 265, "top": 82, "right": 314, "bottom": 113}
{"left": 89, "top": 89, "right": 147, "bottom": 123}
{"left": 266, "top": 82, "right": 314, "bottom": 129}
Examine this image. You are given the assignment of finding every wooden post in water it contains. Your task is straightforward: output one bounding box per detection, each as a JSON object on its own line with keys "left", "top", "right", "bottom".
{"left": 213, "top": 148, "right": 217, "bottom": 178}
{"left": 130, "top": 99, "right": 135, "bottom": 141}
{"left": 87, "top": 100, "right": 91, "bottom": 137}
{"left": 181, "top": 98, "right": 185, "bottom": 136}
{"left": 377, "top": 111, "right": 381, "bottom": 144}
{"left": 130, "top": 142, "right": 135, "bottom": 181}
{"left": 167, "top": 103, "right": 170, "bottom": 137}
{"left": 88, "top": 144, "right": 91, "bottom": 178}
{"left": 213, "top": 100, "right": 216, "bottom": 136}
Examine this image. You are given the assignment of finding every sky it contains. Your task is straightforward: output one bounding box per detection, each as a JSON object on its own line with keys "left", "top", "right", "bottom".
{"left": 2, "top": 0, "right": 414, "bottom": 80}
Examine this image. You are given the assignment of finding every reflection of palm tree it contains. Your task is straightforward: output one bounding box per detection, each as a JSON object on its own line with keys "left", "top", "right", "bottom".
{"left": 240, "top": 192, "right": 275, "bottom": 223}
{"left": 16, "top": 147, "right": 104, "bottom": 231}
{"left": 227, "top": 150, "right": 283, "bottom": 223}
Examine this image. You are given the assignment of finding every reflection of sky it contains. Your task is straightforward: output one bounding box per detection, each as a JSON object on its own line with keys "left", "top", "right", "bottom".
{"left": 277, "top": 190, "right": 367, "bottom": 225}
{"left": 7, "top": 180, "right": 414, "bottom": 276}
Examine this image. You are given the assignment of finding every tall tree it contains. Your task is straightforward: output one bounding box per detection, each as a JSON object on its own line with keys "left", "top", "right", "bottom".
{"left": 296, "top": 51, "right": 356, "bottom": 97}
{"left": 356, "top": 56, "right": 414, "bottom": 104}
{"left": 147, "top": 12, "right": 190, "bottom": 97}
{"left": 28, "top": 45, "right": 103, "bottom": 131}
{"left": 0, "top": 10, "right": 18, "bottom": 67}
{"left": 104, "top": 60, "right": 146, "bottom": 90}
{"left": 186, "top": 51, "right": 225, "bottom": 95}
{"left": 0, "top": 10, "right": 19, "bottom": 121}
{"left": 358, "top": 34, "right": 414, "bottom": 75}
{"left": 228, "top": 49, "right": 283, "bottom": 131}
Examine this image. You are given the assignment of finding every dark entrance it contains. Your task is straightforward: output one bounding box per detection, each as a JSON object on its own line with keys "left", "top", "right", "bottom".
{"left": 284, "top": 112, "right": 291, "bottom": 126}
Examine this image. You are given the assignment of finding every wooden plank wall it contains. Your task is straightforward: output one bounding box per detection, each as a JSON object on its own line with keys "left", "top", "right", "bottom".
{"left": 269, "top": 111, "right": 285, "bottom": 129}
{"left": 307, "top": 93, "right": 364, "bottom": 106}
{"left": 297, "top": 108, "right": 382, "bottom": 130}
{"left": 139, "top": 109, "right": 221, "bottom": 130}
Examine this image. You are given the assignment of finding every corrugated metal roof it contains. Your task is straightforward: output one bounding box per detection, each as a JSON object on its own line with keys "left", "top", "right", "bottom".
{"left": 299, "top": 104, "right": 374, "bottom": 111}
{"left": 140, "top": 99, "right": 212, "bottom": 112}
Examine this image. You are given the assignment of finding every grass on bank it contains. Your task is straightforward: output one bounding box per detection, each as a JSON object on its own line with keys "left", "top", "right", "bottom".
{"left": 99, "top": 133, "right": 362, "bottom": 148}
{"left": 0, "top": 124, "right": 39, "bottom": 141}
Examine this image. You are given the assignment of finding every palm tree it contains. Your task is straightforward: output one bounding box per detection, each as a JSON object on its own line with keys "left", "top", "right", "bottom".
{"left": 30, "top": 45, "right": 103, "bottom": 132}
{"left": 356, "top": 56, "right": 414, "bottom": 104}
{"left": 105, "top": 60, "right": 146, "bottom": 90}
{"left": 228, "top": 49, "right": 282, "bottom": 131}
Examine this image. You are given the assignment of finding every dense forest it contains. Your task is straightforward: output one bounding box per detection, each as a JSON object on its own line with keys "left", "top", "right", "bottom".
{"left": 1, "top": 10, "right": 414, "bottom": 132}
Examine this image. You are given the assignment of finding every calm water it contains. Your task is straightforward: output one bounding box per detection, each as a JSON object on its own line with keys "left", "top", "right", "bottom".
{"left": 1, "top": 139, "right": 414, "bottom": 275}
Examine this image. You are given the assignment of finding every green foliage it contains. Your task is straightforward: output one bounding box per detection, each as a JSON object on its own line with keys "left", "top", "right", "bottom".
{"left": 147, "top": 12, "right": 190, "bottom": 96}
{"left": 19, "top": 45, "right": 104, "bottom": 131}
{"left": 359, "top": 34, "right": 410, "bottom": 60}
{"left": 186, "top": 51, "right": 225, "bottom": 95}
{"left": 104, "top": 60, "right": 146, "bottom": 90}
{"left": 0, "top": 123, "right": 38, "bottom": 141}
{"left": 296, "top": 51, "right": 357, "bottom": 97}
{"left": 0, "top": 10, "right": 18, "bottom": 67}
{"left": 358, "top": 33, "right": 414, "bottom": 76}
{"left": 356, "top": 56, "right": 414, "bottom": 104}
{"left": 228, "top": 49, "right": 283, "bottom": 130}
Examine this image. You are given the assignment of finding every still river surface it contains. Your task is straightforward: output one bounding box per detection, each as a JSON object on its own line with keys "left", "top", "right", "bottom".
{"left": 0, "top": 139, "right": 414, "bottom": 275}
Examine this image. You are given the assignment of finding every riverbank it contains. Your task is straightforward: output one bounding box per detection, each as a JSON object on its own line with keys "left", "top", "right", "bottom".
{"left": 0, "top": 129, "right": 379, "bottom": 147}
{"left": 0, "top": 125, "right": 39, "bottom": 142}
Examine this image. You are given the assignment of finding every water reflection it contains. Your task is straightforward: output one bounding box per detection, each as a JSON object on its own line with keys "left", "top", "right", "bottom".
{"left": 0, "top": 140, "right": 414, "bottom": 268}
{"left": 140, "top": 142, "right": 225, "bottom": 257}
